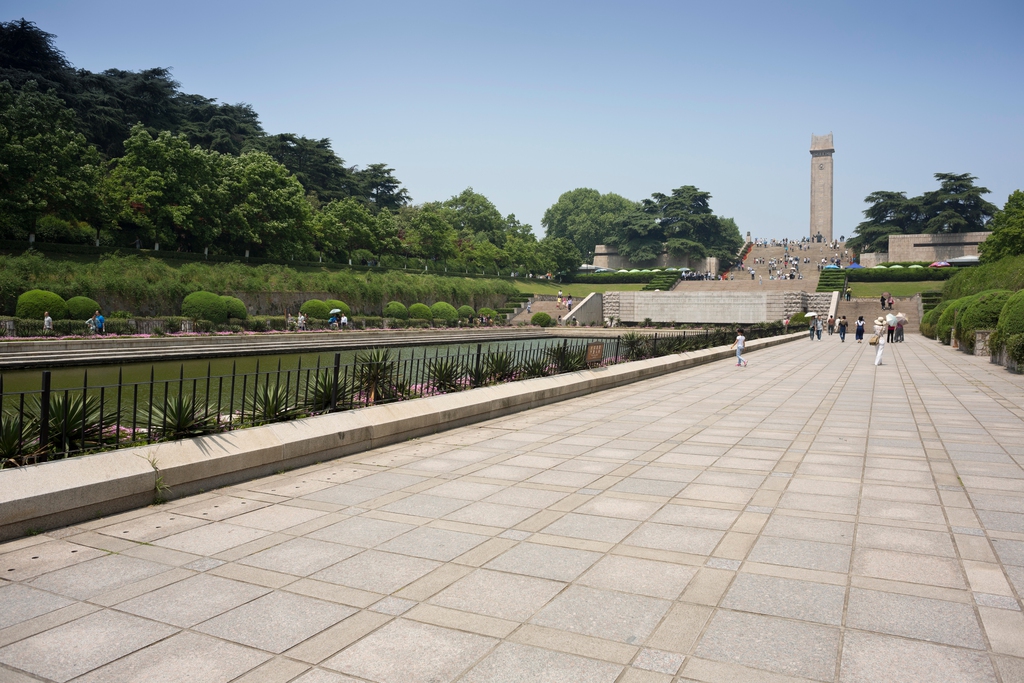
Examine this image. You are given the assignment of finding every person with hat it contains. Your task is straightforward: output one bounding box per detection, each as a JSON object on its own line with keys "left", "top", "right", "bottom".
{"left": 873, "top": 317, "right": 887, "bottom": 366}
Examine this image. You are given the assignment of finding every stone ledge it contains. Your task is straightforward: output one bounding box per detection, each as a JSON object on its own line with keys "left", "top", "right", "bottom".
{"left": 0, "top": 333, "right": 802, "bottom": 540}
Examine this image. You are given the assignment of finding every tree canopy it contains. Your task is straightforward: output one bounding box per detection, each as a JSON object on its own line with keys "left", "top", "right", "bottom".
{"left": 979, "top": 191, "right": 1024, "bottom": 264}
{"left": 542, "top": 188, "right": 635, "bottom": 259}
{"left": 848, "top": 173, "right": 998, "bottom": 254}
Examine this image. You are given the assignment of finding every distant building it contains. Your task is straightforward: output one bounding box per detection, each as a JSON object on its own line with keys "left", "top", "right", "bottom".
{"left": 858, "top": 232, "right": 991, "bottom": 266}
{"left": 810, "top": 133, "right": 834, "bottom": 242}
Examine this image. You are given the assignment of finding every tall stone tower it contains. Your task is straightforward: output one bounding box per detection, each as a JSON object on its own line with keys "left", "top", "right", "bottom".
{"left": 809, "top": 133, "right": 834, "bottom": 242}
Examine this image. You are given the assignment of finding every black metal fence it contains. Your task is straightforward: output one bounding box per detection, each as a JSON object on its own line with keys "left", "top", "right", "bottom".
{"left": 0, "top": 324, "right": 785, "bottom": 467}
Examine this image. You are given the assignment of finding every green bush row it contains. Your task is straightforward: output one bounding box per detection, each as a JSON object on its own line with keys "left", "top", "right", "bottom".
{"left": 569, "top": 272, "right": 659, "bottom": 284}
{"left": 846, "top": 268, "right": 959, "bottom": 283}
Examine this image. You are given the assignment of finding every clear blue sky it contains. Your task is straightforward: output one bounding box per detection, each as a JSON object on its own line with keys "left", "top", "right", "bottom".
{"left": 7, "top": 0, "right": 1023, "bottom": 241}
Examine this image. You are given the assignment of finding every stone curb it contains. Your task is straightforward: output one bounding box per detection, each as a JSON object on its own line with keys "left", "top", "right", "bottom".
{"left": 0, "top": 332, "right": 802, "bottom": 540}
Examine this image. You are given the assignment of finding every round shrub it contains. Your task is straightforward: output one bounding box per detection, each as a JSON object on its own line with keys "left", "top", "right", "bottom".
{"left": 478, "top": 307, "right": 497, "bottom": 318}
{"left": 1008, "top": 333, "right": 1024, "bottom": 366}
{"left": 430, "top": 302, "right": 458, "bottom": 323}
{"left": 409, "top": 303, "right": 432, "bottom": 320}
{"left": 997, "top": 290, "right": 1024, "bottom": 339}
{"left": 457, "top": 305, "right": 475, "bottom": 319}
{"left": 383, "top": 301, "right": 408, "bottom": 319}
{"left": 16, "top": 290, "right": 67, "bottom": 320}
{"left": 531, "top": 312, "right": 554, "bottom": 327}
{"left": 220, "top": 296, "right": 248, "bottom": 320}
{"left": 181, "top": 291, "right": 228, "bottom": 324}
{"left": 919, "top": 302, "right": 949, "bottom": 339}
{"left": 300, "top": 299, "right": 331, "bottom": 320}
{"left": 936, "top": 298, "right": 965, "bottom": 344}
{"left": 325, "top": 299, "right": 350, "bottom": 316}
{"left": 66, "top": 296, "right": 101, "bottom": 320}
{"left": 786, "top": 312, "right": 810, "bottom": 328}
{"left": 956, "top": 289, "right": 1012, "bottom": 350}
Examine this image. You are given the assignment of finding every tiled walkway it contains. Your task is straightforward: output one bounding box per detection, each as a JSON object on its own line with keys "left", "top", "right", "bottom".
{"left": 2, "top": 336, "right": 1024, "bottom": 683}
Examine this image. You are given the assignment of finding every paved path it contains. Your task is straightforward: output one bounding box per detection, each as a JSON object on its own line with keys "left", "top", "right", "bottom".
{"left": 2, "top": 336, "right": 1024, "bottom": 683}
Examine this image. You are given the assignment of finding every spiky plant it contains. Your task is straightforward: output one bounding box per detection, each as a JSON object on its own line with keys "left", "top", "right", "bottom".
{"left": 485, "top": 352, "right": 519, "bottom": 383}
{"left": 148, "top": 393, "right": 219, "bottom": 439}
{"left": 620, "top": 331, "right": 652, "bottom": 361}
{"left": 520, "top": 357, "right": 549, "bottom": 379}
{"left": 37, "top": 392, "right": 104, "bottom": 454}
{"left": 355, "top": 348, "right": 404, "bottom": 404}
{"left": 427, "top": 357, "right": 465, "bottom": 394}
{"left": 247, "top": 378, "right": 300, "bottom": 423}
{"left": 545, "top": 344, "right": 587, "bottom": 373}
{"left": 0, "top": 412, "right": 40, "bottom": 467}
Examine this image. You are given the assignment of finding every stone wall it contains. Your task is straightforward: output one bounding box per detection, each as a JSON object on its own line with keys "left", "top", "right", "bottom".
{"left": 563, "top": 293, "right": 603, "bottom": 326}
{"left": 887, "top": 232, "right": 991, "bottom": 263}
{"left": 858, "top": 252, "right": 888, "bottom": 268}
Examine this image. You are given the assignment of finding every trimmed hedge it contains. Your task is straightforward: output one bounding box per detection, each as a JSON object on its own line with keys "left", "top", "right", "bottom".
{"left": 382, "top": 301, "right": 408, "bottom": 319}
{"left": 66, "top": 295, "right": 101, "bottom": 320}
{"left": 955, "top": 290, "right": 1012, "bottom": 351}
{"left": 787, "top": 312, "right": 811, "bottom": 329}
{"left": 15, "top": 290, "right": 67, "bottom": 320}
{"left": 478, "top": 307, "right": 497, "bottom": 318}
{"left": 846, "top": 268, "right": 959, "bottom": 283}
{"left": 325, "top": 299, "right": 350, "bottom": 316}
{"left": 409, "top": 303, "right": 432, "bottom": 320}
{"left": 1007, "top": 333, "right": 1024, "bottom": 365}
{"left": 220, "top": 296, "right": 248, "bottom": 320}
{"left": 430, "top": 302, "right": 458, "bottom": 323}
{"left": 457, "top": 305, "right": 475, "bottom": 319}
{"left": 531, "top": 312, "right": 554, "bottom": 327}
{"left": 920, "top": 300, "right": 951, "bottom": 339}
{"left": 570, "top": 272, "right": 657, "bottom": 284}
{"left": 937, "top": 295, "right": 986, "bottom": 345}
{"left": 997, "top": 291, "right": 1024, "bottom": 339}
{"left": 300, "top": 299, "right": 331, "bottom": 320}
{"left": 181, "top": 291, "right": 228, "bottom": 324}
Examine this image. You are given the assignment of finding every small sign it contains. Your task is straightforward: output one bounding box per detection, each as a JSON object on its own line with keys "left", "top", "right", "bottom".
{"left": 585, "top": 342, "right": 604, "bottom": 365}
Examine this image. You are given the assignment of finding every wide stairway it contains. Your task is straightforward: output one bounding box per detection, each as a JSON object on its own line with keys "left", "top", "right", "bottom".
{"left": 671, "top": 242, "right": 846, "bottom": 293}
{"left": 835, "top": 296, "right": 920, "bottom": 334}
{"left": 509, "top": 298, "right": 572, "bottom": 325}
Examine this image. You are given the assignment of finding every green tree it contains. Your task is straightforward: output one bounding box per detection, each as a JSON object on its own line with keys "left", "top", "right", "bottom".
{"left": 444, "top": 188, "right": 509, "bottom": 246}
{"left": 220, "top": 151, "right": 312, "bottom": 258}
{"left": 539, "top": 236, "right": 583, "bottom": 275}
{"left": 407, "top": 205, "right": 456, "bottom": 261}
{"left": 314, "top": 197, "right": 379, "bottom": 259}
{"left": 606, "top": 186, "right": 741, "bottom": 264}
{"left": 355, "top": 163, "right": 410, "bottom": 212}
{"left": 921, "top": 173, "right": 998, "bottom": 234}
{"left": 0, "top": 81, "right": 104, "bottom": 238}
{"left": 846, "top": 191, "right": 923, "bottom": 254}
{"left": 542, "top": 188, "right": 635, "bottom": 258}
{"left": 251, "top": 133, "right": 358, "bottom": 202}
{"left": 106, "top": 125, "right": 224, "bottom": 250}
{"left": 980, "top": 191, "right": 1024, "bottom": 263}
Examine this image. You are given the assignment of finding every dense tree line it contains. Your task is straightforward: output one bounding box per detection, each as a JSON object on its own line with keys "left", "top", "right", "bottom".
{"left": 0, "top": 20, "right": 577, "bottom": 274}
{"left": 847, "top": 173, "right": 1000, "bottom": 255}
{"left": 542, "top": 186, "right": 744, "bottom": 265}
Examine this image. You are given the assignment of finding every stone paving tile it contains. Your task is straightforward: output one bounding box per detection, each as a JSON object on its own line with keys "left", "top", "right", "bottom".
{"left": 695, "top": 610, "right": 840, "bottom": 682}
{"left": 852, "top": 548, "right": 966, "bottom": 589}
{"left": 846, "top": 587, "right": 986, "bottom": 649}
{"left": 28, "top": 553, "right": 169, "bottom": 600}
{"left": 649, "top": 504, "right": 739, "bottom": 530}
{"left": 71, "top": 631, "right": 270, "bottom": 683}
{"left": 530, "top": 585, "right": 670, "bottom": 643}
{"left": 461, "top": 642, "right": 622, "bottom": 682}
{"left": 322, "top": 619, "right": 497, "bottom": 682}
{"left": 153, "top": 522, "right": 271, "bottom": 556}
{"left": 0, "top": 609, "right": 177, "bottom": 682}
{"left": 748, "top": 535, "right": 852, "bottom": 573}
{"left": 484, "top": 542, "right": 602, "bottom": 581}
{"left": 839, "top": 630, "right": 997, "bottom": 683}
{"left": 540, "top": 512, "right": 640, "bottom": 543}
{"left": 0, "top": 584, "right": 76, "bottom": 630}
{"left": 306, "top": 516, "right": 415, "bottom": 548}
{"left": 429, "top": 568, "right": 565, "bottom": 621}
{"left": 115, "top": 573, "right": 270, "bottom": 627}
{"left": 0, "top": 540, "right": 105, "bottom": 581}
{"left": 721, "top": 572, "right": 846, "bottom": 625}
{"left": 194, "top": 590, "right": 356, "bottom": 653}
{"left": 577, "top": 554, "right": 698, "bottom": 599}
{"left": 377, "top": 526, "right": 489, "bottom": 561}
{"left": 311, "top": 549, "right": 440, "bottom": 594}
{"left": 623, "top": 522, "right": 725, "bottom": 555}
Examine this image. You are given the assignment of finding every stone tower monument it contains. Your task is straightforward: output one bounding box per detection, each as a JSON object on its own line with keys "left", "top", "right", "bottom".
{"left": 809, "top": 133, "right": 834, "bottom": 242}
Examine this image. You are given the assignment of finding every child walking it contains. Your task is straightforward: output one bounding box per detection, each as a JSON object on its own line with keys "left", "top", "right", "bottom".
{"left": 731, "top": 328, "right": 747, "bottom": 367}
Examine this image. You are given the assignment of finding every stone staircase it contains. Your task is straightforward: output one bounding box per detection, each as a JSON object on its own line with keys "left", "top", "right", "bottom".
{"left": 836, "top": 296, "right": 920, "bottom": 334}
{"left": 670, "top": 242, "right": 846, "bottom": 293}
{"left": 509, "top": 296, "right": 575, "bottom": 325}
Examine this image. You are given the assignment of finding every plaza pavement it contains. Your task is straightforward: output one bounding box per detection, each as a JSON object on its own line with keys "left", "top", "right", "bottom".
{"left": 2, "top": 335, "right": 1024, "bottom": 683}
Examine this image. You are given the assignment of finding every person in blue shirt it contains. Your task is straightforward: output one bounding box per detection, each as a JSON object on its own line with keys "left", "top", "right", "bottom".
{"left": 94, "top": 310, "right": 105, "bottom": 334}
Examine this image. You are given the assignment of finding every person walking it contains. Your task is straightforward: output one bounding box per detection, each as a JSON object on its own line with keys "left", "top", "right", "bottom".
{"left": 809, "top": 319, "right": 816, "bottom": 341}
{"left": 94, "top": 310, "right": 105, "bottom": 335}
{"left": 887, "top": 295, "right": 895, "bottom": 311}
{"left": 855, "top": 316, "right": 865, "bottom": 343}
{"left": 837, "top": 316, "right": 848, "bottom": 342}
{"left": 815, "top": 316, "right": 823, "bottom": 340}
{"left": 895, "top": 316, "right": 905, "bottom": 342}
{"left": 827, "top": 315, "right": 835, "bottom": 335}
{"left": 880, "top": 295, "right": 887, "bottom": 311}
{"left": 873, "top": 317, "right": 887, "bottom": 366}
{"left": 887, "top": 318, "right": 896, "bottom": 343}
{"left": 731, "top": 328, "right": 747, "bottom": 367}
{"left": 43, "top": 311, "right": 53, "bottom": 335}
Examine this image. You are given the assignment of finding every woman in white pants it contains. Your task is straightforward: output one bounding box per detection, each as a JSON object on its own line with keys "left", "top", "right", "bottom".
{"left": 873, "top": 317, "right": 887, "bottom": 366}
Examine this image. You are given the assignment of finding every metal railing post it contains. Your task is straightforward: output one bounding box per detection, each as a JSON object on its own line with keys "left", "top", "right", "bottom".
{"left": 330, "top": 353, "right": 341, "bottom": 410}
{"left": 38, "top": 371, "right": 51, "bottom": 455}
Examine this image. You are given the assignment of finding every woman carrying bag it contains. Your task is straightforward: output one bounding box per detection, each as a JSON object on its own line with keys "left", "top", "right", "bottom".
{"left": 871, "top": 317, "right": 887, "bottom": 366}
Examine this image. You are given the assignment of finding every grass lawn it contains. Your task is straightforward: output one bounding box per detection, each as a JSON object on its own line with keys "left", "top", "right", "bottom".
{"left": 849, "top": 281, "right": 943, "bottom": 298}
{"left": 512, "top": 279, "right": 647, "bottom": 297}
